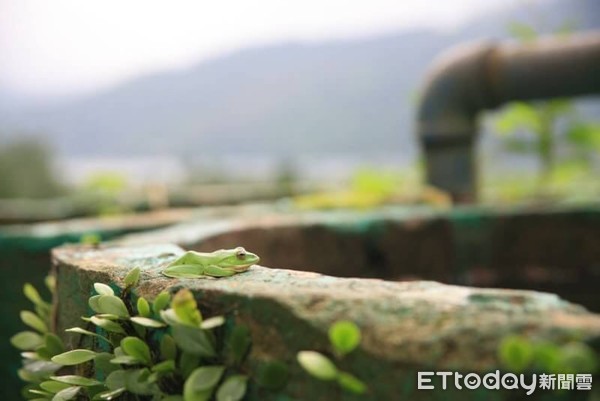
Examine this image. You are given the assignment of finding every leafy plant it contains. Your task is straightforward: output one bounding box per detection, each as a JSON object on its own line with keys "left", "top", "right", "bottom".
{"left": 491, "top": 22, "right": 600, "bottom": 193}
{"left": 297, "top": 320, "right": 367, "bottom": 395}
{"left": 13, "top": 270, "right": 288, "bottom": 400}
{"left": 498, "top": 335, "right": 599, "bottom": 375}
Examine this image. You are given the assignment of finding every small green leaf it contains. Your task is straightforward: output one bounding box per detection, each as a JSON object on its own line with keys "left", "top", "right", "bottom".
{"left": 44, "top": 333, "right": 65, "bottom": 356}
{"left": 153, "top": 291, "right": 171, "bottom": 312}
{"left": 11, "top": 331, "right": 43, "bottom": 350}
{"left": 297, "top": 351, "right": 338, "bottom": 381}
{"left": 160, "top": 308, "right": 182, "bottom": 325}
{"left": 50, "top": 375, "right": 102, "bottom": 386}
{"left": 110, "top": 355, "right": 142, "bottom": 365}
{"left": 89, "top": 316, "right": 126, "bottom": 334}
{"left": 124, "top": 368, "right": 157, "bottom": 395}
{"left": 124, "top": 267, "right": 141, "bottom": 287}
{"left": 40, "top": 380, "right": 71, "bottom": 393}
{"left": 95, "top": 388, "right": 126, "bottom": 400}
{"left": 95, "top": 352, "right": 120, "bottom": 376}
{"left": 21, "top": 351, "right": 39, "bottom": 360}
{"left": 52, "top": 385, "right": 81, "bottom": 400}
{"left": 121, "top": 337, "right": 152, "bottom": 365}
{"left": 337, "top": 371, "right": 367, "bottom": 394}
{"left": 255, "top": 361, "right": 289, "bottom": 390}
{"left": 216, "top": 374, "right": 247, "bottom": 401}
{"left": 106, "top": 370, "right": 127, "bottom": 390}
{"left": 94, "top": 313, "right": 121, "bottom": 320}
{"left": 227, "top": 325, "right": 251, "bottom": 365}
{"left": 94, "top": 283, "right": 114, "bottom": 296}
{"left": 36, "top": 345, "right": 53, "bottom": 360}
{"left": 200, "top": 316, "right": 225, "bottom": 330}
{"left": 21, "top": 310, "right": 49, "bottom": 333}
{"left": 34, "top": 302, "right": 51, "bottom": 323}
{"left": 172, "top": 289, "right": 202, "bottom": 327}
{"left": 45, "top": 275, "right": 56, "bottom": 294}
{"left": 179, "top": 352, "right": 200, "bottom": 380}
{"left": 532, "top": 342, "right": 562, "bottom": 372}
{"left": 184, "top": 366, "right": 225, "bottom": 401}
{"left": 29, "top": 388, "right": 53, "bottom": 397}
{"left": 97, "top": 295, "right": 129, "bottom": 317}
{"left": 172, "top": 325, "right": 216, "bottom": 357}
{"left": 24, "top": 283, "right": 45, "bottom": 307}
{"left": 65, "top": 327, "right": 111, "bottom": 345}
{"left": 18, "top": 360, "right": 61, "bottom": 382}
{"left": 136, "top": 297, "right": 151, "bottom": 317}
{"left": 131, "top": 316, "right": 166, "bottom": 328}
{"left": 498, "top": 335, "right": 534, "bottom": 373}
{"left": 88, "top": 295, "right": 102, "bottom": 314}
{"left": 329, "top": 320, "right": 361, "bottom": 356}
{"left": 160, "top": 334, "right": 177, "bottom": 361}
{"left": 51, "top": 349, "right": 97, "bottom": 366}
{"left": 152, "top": 360, "right": 175, "bottom": 373}
{"left": 555, "top": 342, "right": 599, "bottom": 374}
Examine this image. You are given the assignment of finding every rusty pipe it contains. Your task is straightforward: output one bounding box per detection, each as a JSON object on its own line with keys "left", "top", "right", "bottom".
{"left": 417, "top": 31, "right": 600, "bottom": 203}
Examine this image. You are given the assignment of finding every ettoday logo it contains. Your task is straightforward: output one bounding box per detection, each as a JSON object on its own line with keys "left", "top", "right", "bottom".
{"left": 417, "top": 371, "right": 593, "bottom": 395}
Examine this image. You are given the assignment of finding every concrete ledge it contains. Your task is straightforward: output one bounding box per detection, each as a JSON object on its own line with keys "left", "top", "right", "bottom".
{"left": 53, "top": 243, "right": 600, "bottom": 400}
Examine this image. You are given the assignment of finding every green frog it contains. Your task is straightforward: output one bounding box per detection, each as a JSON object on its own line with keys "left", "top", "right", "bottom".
{"left": 162, "top": 247, "right": 260, "bottom": 278}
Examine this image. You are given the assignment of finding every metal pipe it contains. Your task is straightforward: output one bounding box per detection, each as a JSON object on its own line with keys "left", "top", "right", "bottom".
{"left": 417, "top": 32, "right": 600, "bottom": 203}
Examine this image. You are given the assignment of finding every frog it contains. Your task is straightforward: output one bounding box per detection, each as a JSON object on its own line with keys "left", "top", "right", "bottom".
{"left": 161, "top": 247, "right": 260, "bottom": 278}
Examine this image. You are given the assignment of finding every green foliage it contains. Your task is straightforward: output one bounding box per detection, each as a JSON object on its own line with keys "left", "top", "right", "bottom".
{"left": 255, "top": 361, "right": 289, "bottom": 390}
{"left": 51, "top": 349, "right": 97, "bottom": 365}
{"left": 498, "top": 335, "right": 599, "bottom": 375}
{"left": 350, "top": 168, "right": 399, "bottom": 198}
{"left": 328, "top": 320, "right": 361, "bottom": 356}
{"left": 215, "top": 375, "right": 247, "bottom": 401}
{"left": 227, "top": 325, "right": 252, "bottom": 365}
{"left": 124, "top": 267, "right": 141, "bottom": 287}
{"left": 13, "top": 270, "right": 290, "bottom": 400}
{"left": 497, "top": 335, "right": 534, "bottom": 372}
{"left": 296, "top": 351, "right": 338, "bottom": 381}
{"left": 297, "top": 320, "right": 367, "bottom": 395}
{"left": 0, "top": 137, "right": 65, "bottom": 199}
{"left": 83, "top": 172, "right": 128, "bottom": 194}
{"left": 556, "top": 343, "right": 599, "bottom": 374}
{"left": 491, "top": 22, "right": 599, "bottom": 197}
{"left": 507, "top": 22, "right": 537, "bottom": 42}
{"left": 80, "top": 171, "right": 131, "bottom": 216}
{"left": 80, "top": 233, "right": 102, "bottom": 246}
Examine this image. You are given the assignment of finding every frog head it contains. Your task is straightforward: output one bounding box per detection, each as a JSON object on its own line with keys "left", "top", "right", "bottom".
{"left": 216, "top": 247, "right": 260, "bottom": 272}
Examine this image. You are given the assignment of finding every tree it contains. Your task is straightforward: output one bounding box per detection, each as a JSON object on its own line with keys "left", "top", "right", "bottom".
{"left": 0, "top": 136, "right": 65, "bottom": 199}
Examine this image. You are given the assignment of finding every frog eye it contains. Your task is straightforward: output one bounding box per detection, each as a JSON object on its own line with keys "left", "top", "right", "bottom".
{"left": 235, "top": 247, "right": 247, "bottom": 259}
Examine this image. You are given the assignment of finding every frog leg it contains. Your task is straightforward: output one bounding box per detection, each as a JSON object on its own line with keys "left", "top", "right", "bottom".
{"left": 162, "top": 264, "right": 209, "bottom": 279}
{"left": 203, "top": 265, "right": 237, "bottom": 277}
{"left": 167, "top": 251, "right": 206, "bottom": 268}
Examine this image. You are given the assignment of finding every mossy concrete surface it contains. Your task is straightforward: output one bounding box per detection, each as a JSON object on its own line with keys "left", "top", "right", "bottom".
{"left": 118, "top": 205, "right": 600, "bottom": 312}
{"left": 53, "top": 243, "right": 600, "bottom": 401}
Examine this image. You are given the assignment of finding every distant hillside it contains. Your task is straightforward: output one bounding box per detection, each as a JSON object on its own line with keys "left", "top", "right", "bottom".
{"left": 1, "top": 0, "right": 598, "bottom": 162}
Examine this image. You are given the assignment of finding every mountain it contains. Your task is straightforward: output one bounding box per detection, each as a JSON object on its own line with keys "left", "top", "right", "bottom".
{"left": 1, "top": 0, "right": 598, "bottom": 162}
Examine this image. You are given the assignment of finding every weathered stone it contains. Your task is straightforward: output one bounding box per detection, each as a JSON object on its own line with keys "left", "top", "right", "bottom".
{"left": 118, "top": 206, "right": 600, "bottom": 311}
{"left": 53, "top": 243, "right": 600, "bottom": 401}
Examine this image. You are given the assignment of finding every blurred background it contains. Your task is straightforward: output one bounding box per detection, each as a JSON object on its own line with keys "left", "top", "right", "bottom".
{"left": 0, "top": 0, "right": 599, "bottom": 219}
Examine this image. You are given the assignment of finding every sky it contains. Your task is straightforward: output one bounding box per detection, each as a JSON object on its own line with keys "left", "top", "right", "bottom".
{"left": 0, "top": 0, "right": 512, "bottom": 98}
